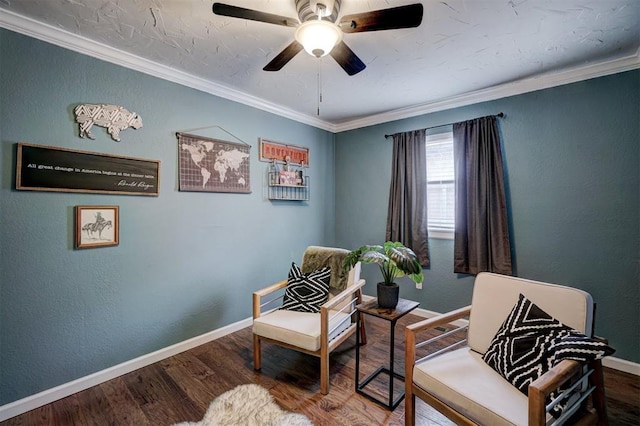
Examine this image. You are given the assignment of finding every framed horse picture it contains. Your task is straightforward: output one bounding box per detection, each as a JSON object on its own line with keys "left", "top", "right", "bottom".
{"left": 75, "top": 205, "right": 119, "bottom": 249}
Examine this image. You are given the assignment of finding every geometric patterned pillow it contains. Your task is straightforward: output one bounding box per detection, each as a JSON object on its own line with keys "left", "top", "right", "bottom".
{"left": 482, "top": 293, "right": 614, "bottom": 415}
{"left": 281, "top": 263, "right": 331, "bottom": 313}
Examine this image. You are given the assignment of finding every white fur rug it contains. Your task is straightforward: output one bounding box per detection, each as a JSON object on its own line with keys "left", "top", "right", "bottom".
{"left": 173, "top": 384, "right": 313, "bottom": 426}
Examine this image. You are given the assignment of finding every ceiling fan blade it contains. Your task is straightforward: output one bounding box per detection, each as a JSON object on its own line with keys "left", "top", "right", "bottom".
{"left": 330, "top": 41, "right": 366, "bottom": 76}
{"left": 212, "top": 3, "right": 298, "bottom": 27}
{"left": 263, "top": 41, "right": 304, "bottom": 71}
{"left": 339, "top": 3, "right": 423, "bottom": 33}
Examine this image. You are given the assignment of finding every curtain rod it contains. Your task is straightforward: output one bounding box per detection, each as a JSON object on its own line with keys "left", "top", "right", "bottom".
{"left": 384, "top": 112, "right": 504, "bottom": 139}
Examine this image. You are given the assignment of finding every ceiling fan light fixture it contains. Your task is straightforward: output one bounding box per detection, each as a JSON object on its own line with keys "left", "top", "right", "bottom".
{"left": 294, "top": 20, "right": 342, "bottom": 58}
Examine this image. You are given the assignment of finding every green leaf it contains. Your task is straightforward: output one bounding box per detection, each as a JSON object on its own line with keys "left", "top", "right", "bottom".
{"left": 387, "top": 246, "right": 421, "bottom": 275}
{"left": 408, "top": 270, "right": 424, "bottom": 285}
{"left": 360, "top": 251, "right": 389, "bottom": 265}
{"left": 342, "top": 248, "right": 362, "bottom": 272}
{"left": 343, "top": 241, "right": 424, "bottom": 286}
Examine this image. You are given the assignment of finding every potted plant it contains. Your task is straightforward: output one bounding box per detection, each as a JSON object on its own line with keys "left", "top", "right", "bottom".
{"left": 343, "top": 241, "right": 424, "bottom": 308}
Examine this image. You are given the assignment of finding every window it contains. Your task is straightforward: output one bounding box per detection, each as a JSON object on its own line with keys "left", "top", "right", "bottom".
{"left": 426, "top": 132, "right": 454, "bottom": 239}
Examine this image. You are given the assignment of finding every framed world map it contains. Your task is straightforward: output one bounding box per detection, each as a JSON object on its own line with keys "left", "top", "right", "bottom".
{"left": 177, "top": 132, "right": 251, "bottom": 193}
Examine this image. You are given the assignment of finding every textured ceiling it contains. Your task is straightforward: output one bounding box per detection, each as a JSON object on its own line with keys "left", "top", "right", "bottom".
{"left": 1, "top": 0, "right": 638, "bottom": 130}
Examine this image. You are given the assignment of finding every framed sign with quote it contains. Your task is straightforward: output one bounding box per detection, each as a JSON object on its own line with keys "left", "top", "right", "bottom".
{"left": 16, "top": 143, "right": 160, "bottom": 196}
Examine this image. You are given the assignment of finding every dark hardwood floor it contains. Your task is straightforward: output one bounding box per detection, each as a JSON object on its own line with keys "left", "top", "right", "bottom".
{"left": 2, "top": 313, "right": 638, "bottom": 425}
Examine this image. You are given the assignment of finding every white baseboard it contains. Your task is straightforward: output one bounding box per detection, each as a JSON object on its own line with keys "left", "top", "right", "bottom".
{"left": 2, "top": 302, "right": 638, "bottom": 422}
{"left": 0, "top": 317, "right": 252, "bottom": 422}
{"left": 602, "top": 356, "right": 640, "bottom": 376}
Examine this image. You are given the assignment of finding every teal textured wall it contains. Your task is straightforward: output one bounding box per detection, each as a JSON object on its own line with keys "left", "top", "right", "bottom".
{"left": 335, "top": 70, "right": 640, "bottom": 363}
{"left": 0, "top": 29, "right": 335, "bottom": 405}
{"left": 1, "top": 25, "right": 638, "bottom": 409}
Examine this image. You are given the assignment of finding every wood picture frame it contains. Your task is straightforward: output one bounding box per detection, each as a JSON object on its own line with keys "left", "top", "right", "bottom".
{"left": 75, "top": 206, "right": 119, "bottom": 249}
{"left": 16, "top": 143, "right": 160, "bottom": 196}
{"left": 177, "top": 133, "right": 251, "bottom": 193}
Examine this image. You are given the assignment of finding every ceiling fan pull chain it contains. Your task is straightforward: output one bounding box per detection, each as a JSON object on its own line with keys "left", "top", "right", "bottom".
{"left": 320, "top": 58, "right": 323, "bottom": 104}
{"left": 317, "top": 58, "right": 322, "bottom": 116}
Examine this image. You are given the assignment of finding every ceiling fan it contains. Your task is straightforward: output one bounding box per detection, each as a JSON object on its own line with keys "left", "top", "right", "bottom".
{"left": 212, "top": 0, "right": 424, "bottom": 76}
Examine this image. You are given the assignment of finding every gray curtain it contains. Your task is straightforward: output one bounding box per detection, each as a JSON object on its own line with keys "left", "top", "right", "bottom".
{"left": 453, "top": 116, "right": 512, "bottom": 275}
{"left": 386, "top": 129, "right": 430, "bottom": 267}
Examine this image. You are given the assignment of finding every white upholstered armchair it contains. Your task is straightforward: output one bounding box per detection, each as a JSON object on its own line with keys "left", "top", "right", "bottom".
{"left": 252, "top": 246, "right": 366, "bottom": 394}
{"left": 405, "top": 273, "right": 612, "bottom": 426}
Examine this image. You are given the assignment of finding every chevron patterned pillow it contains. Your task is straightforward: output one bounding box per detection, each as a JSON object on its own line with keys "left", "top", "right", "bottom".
{"left": 482, "top": 293, "right": 614, "bottom": 416}
{"left": 281, "top": 263, "right": 331, "bottom": 313}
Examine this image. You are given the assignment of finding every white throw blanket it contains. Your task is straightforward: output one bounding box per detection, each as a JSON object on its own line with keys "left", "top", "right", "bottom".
{"left": 173, "top": 384, "right": 313, "bottom": 426}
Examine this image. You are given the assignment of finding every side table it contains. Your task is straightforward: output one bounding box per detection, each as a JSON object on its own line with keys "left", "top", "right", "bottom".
{"left": 355, "top": 297, "right": 420, "bottom": 410}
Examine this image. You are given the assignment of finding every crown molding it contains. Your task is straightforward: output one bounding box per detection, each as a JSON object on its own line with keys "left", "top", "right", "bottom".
{"left": 0, "top": 8, "right": 335, "bottom": 132}
{"left": 1, "top": 7, "right": 638, "bottom": 135}
{"left": 333, "top": 49, "right": 640, "bottom": 132}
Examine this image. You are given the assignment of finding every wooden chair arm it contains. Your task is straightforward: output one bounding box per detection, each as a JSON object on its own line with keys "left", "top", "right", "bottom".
{"left": 318, "top": 279, "right": 366, "bottom": 358}
{"left": 320, "top": 279, "right": 365, "bottom": 342}
{"left": 531, "top": 359, "right": 582, "bottom": 393}
{"left": 253, "top": 279, "right": 288, "bottom": 319}
{"left": 253, "top": 278, "right": 365, "bottom": 320}
{"left": 406, "top": 305, "right": 472, "bottom": 334}
{"left": 528, "top": 359, "right": 582, "bottom": 425}
{"left": 254, "top": 279, "right": 288, "bottom": 297}
{"left": 321, "top": 279, "right": 366, "bottom": 311}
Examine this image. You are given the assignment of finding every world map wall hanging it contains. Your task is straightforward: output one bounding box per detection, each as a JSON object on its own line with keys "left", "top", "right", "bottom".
{"left": 177, "top": 132, "right": 251, "bottom": 193}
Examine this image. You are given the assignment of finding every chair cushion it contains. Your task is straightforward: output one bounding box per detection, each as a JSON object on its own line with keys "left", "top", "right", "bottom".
{"left": 482, "top": 293, "right": 615, "bottom": 413}
{"left": 468, "top": 273, "right": 594, "bottom": 354}
{"left": 253, "top": 309, "right": 352, "bottom": 352}
{"left": 413, "top": 348, "right": 533, "bottom": 426}
{"left": 281, "top": 263, "right": 330, "bottom": 313}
